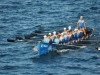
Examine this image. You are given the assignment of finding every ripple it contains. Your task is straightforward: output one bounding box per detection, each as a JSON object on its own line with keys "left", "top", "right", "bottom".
{"left": 90, "top": 56, "right": 99, "bottom": 60}
{"left": 1, "top": 65, "right": 18, "bottom": 70}
{"left": 90, "top": 6, "right": 98, "bottom": 10}
{"left": 0, "top": 53, "right": 10, "bottom": 58}
{"left": 0, "top": 4, "right": 20, "bottom": 9}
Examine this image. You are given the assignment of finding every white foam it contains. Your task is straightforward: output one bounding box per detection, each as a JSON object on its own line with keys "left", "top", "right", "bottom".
{"left": 80, "top": 46, "right": 87, "bottom": 48}
{"left": 33, "top": 46, "right": 38, "bottom": 52}
{"left": 57, "top": 49, "right": 70, "bottom": 53}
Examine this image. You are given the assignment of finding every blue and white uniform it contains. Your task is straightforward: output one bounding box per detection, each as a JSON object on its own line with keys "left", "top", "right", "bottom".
{"left": 77, "top": 30, "right": 83, "bottom": 38}
{"left": 64, "top": 36, "right": 69, "bottom": 43}
{"left": 78, "top": 20, "right": 84, "bottom": 28}
{"left": 49, "top": 38, "right": 52, "bottom": 44}
{"left": 59, "top": 37, "right": 64, "bottom": 44}
{"left": 59, "top": 33, "right": 64, "bottom": 44}
{"left": 48, "top": 33, "right": 52, "bottom": 44}
{"left": 43, "top": 35, "right": 49, "bottom": 43}
{"left": 44, "top": 38, "right": 49, "bottom": 43}
{"left": 63, "top": 28, "right": 67, "bottom": 35}
{"left": 54, "top": 39, "right": 59, "bottom": 44}
{"left": 74, "top": 32, "right": 78, "bottom": 40}
{"left": 69, "top": 34, "right": 72, "bottom": 41}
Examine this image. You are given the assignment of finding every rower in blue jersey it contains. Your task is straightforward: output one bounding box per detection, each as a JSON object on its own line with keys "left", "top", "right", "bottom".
{"left": 77, "top": 29, "right": 83, "bottom": 40}
{"left": 76, "top": 16, "right": 86, "bottom": 35}
{"left": 59, "top": 33, "right": 64, "bottom": 44}
{"left": 54, "top": 36, "right": 59, "bottom": 44}
{"left": 64, "top": 34, "right": 69, "bottom": 43}
{"left": 48, "top": 33, "right": 53, "bottom": 44}
{"left": 73, "top": 28, "right": 79, "bottom": 42}
{"left": 63, "top": 28, "right": 67, "bottom": 35}
{"left": 68, "top": 26, "right": 71, "bottom": 31}
{"left": 68, "top": 30, "right": 73, "bottom": 42}
{"left": 52, "top": 31, "right": 57, "bottom": 40}
{"left": 43, "top": 35, "right": 50, "bottom": 43}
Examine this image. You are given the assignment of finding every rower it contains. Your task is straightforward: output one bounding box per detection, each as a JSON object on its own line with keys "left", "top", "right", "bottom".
{"left": 48, "top": 33, "right": 53, "bottom": 44}
{"left": 68, "top": 26, "right": 71, "bottom": 31}
{"left": 54, "top": 36, "right": 60, "bottom": 44}
{"left": 63, "top": 28, "right": 67, "bottom": 35}
{"left": 73, "top": 28, "right": 79, "bottom": 42}
{"left": 52, "top": 31, "right": 57, "bottom": 39}
{"left": 68, "top": 30, "right": 73, "bottom": 43}
{"left": 64, "top": 32, "right": 69, "bottom": 43}
{"left": 59, "top": 33, "right": 64, "bottom": 44}
{"left": 70, "top": 30, "right": 75, "bottom": 42}
{"left": 78, "top": 28, "right": 83, "bottom": 38}
{"left": 58, "top": 30, "right": 62, "bottom": 37}
{"left": 43, "top": 35, "right": 50, "bottom": 43}
{"left": 76, "top": 16, "right": 86, "bottom": 35}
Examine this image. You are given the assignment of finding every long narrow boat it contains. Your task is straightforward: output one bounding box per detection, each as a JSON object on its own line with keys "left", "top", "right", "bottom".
{"left": 37, "top": 27, "right": 93, "bottom": 56}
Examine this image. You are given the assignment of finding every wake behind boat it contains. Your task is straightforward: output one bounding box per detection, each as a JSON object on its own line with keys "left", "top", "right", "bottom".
{"left": 36, "top": 27, "right": 93, "bottom": 56}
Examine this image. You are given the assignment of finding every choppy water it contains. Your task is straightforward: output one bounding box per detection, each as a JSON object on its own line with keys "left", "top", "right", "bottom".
{"left": 0, "top": 0, "right": 100, "bottom": 75}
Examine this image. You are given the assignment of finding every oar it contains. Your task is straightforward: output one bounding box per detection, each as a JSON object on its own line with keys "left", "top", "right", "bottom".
{"left": 62, "top": 43, "right": 100, "bottom": 46}
{"left": 80, "top": 40, "right": 100, "bottom": 42}
{"left": 7, "top": 30, "right": 41, "bottom": 42}
{"left": 65, "top": 44, "right": 91, "bottom": 46}
{"left": 7, "top": 36, "right": 24, "bottom": 42}
{"left": 7, "top": 39, "right": 15, "bottom": 42}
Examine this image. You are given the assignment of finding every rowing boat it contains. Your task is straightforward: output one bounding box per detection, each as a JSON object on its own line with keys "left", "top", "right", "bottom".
{"left": 37, "top": 27, "right": 93, "bottom": 56}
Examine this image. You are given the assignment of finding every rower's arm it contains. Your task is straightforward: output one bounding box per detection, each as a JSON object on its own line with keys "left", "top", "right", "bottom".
{"left": 76, "top": 20, "right": 79, "bottom": 28}
{"left": 84, "top": 21, "right": 86, "bottom": 29}
{"left": 42, "top": 40, "right": 44, "bottom": 43}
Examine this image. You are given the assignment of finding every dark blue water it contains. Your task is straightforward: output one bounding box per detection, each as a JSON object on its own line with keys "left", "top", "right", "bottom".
{"left": 0, "top": 0, "right": 100, "bottom": 75}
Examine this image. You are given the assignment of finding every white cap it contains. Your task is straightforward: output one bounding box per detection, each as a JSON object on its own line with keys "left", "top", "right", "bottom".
{"left": 74, "top": 28, "right": 78, "bottom": 31}
{"left": 61, "top": 33, "right": 63, "bottom": 35}
{"left": 64, "top": 28, "right": 66, "bottom": 30}
{"left": 68, "top": 26, "right": 71, "bottom": 30}
{"left": 49, "top": 33, "right": 51, "bottom": 35}
{"left": 80, "top": 16, "right": 83, "bottom": 18}
{"left": 53, "top": 31, "right": 56, "bottom": 34}
{"left": 44, "top": 35, "right": 47, "bottom": 38}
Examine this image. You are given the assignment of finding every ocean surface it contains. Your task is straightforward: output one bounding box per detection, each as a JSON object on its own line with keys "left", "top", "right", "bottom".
{"left": 0, "top": 0, "right": 100, "bottom": 75}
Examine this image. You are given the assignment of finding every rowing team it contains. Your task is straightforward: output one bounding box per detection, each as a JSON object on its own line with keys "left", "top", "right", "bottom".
{"left": 42, "top": 16, "right": 87, "bottom": 44}
{"left": 42, "top": 26, "right": 85, "bottom": 44}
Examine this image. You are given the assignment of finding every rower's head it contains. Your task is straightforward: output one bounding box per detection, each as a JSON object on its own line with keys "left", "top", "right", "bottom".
{"left": 44, "top": 35, "right": 47, "bottom": 38}
{"left": 68, "top": 26, "right": 71, "bottom": 30}
{"left": 80, "top": 16, "right": 83, "bottom": 20}
{"left": 61, "top": 33, "right": 63, "bottom": 36}
{"left": 53, "top": 31, "right": 56, "bottom": 35}
{"left": 48, "top": 33, "right": 51, "bottom": 36}
{"left": 64, "top": 28, "right": 66, "bottom": 31}
{"left": 74, "top": 28, "right": 78, "bottom": 32}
